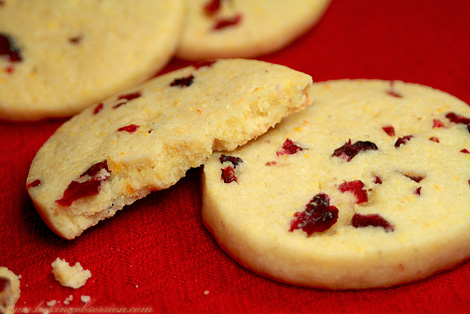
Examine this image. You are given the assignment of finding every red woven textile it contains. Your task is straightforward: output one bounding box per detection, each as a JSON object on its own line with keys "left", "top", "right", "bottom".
{"left": 1, "top": 0, "right": 469, "bottom": 312}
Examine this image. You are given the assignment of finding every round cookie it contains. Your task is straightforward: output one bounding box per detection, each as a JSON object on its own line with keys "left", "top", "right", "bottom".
{"left": 26, "top": 58, "right": 314, "bottom": 240}
{"left": 0, "top": 0, "right": 184, "bottom": 121}
{"left": 176, "top": 0, "right": 331, "bottom": 60}
{"left": 202, "top": 79, "right": 470, "bottom": 289}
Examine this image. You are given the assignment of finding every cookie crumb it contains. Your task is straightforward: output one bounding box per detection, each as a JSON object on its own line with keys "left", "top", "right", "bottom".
{"left": 0, "top": 267, "right": 21, "bottom": 309}
{"left": 46, "top": 300, "right": 57, "bottom": 307}
{"left": 51, "top": 258, "right": 91, "bottom": 289}
{"left": 204, "top": 290, "right": 210, "bottom": 295}
{"left": 63, "top": 295, "right": 73, "bottom": 305}
{"left": 81, "top": 295, "right": 91, "bottom": 303}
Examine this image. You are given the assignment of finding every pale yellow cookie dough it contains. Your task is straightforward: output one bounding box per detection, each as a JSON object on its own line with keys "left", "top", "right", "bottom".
{"left": 0, "top": 267, "right": 21, "bottom": 309}
{"left": 0, "top": 0, "right": 184, "bottom": 121}
{"left": 27, "top": 59, "right": 314, "bottom": 240}
{"left": 177, "top": 0, "right": 331, "bottom": 60}
{"left": 202, "top": 79, "right": 470, "bottom": 289}
{"left": 51, "top": 258, "right": 91, "bottom": 289}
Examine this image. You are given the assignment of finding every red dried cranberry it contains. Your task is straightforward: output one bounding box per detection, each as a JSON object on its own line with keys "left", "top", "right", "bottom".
{"left": 219, "top": 154, "right": 243, "bottom": 168}
{"left": 332, "top": 139, "right": 378, "bottom": 162}
{"left": 204, "top": 0, "right": 221, "bottom": 16}
{"left": 265, "top": 161, "right": 277, "bottom": 166}
{"left": 56, "top": 161, "right": 111, "bottom": 207}
{"left": 221, "top": 166, "right": 237, "bottom": 183}
{"left": 0, "top": 33, "right": 22, "bottom": 62}
{"left": 170, "top": 74, "right": 194, "bottom": 87}
{"left": 432, "top": 119, "right": 445, "bottom": 128}
{"left": 93, "top": 103, "right": 104, "bottom": 114}
{"left": 289, "top": 193, "right": 339, "bottom": 235}
{"left": 394, "top": 135, "right": 413, "bottom": 148}
{"left": 80, "top": 160, "right": 109, "bottom": 179}
{"left": 339, "top": 180, "right": 368, "bottom": 204}
{"left": 429, "top": 136, "right": 440, "bottom": 143}
{"left": 374, "top": 176, "right": 383, "bottom": 184}
{"left": 118, "top": 91, "right": 141, "bottom": 101}
{"left": 403, "top": 174, "right": 424, "bottom": 182}
{"left": 415, "top": 187, "right": 422, "bottom": 195}
{"left": 352, "top": 213, "right": 394, "bottom": 232}
{"left": 382, "top": 125, "right": 395, "bottom": 136}
{"left": 193, "top": 60, "right": 216, "bottom": 69}
{"left": 461, "top": 149, "right": 470, "bottom": 154}
{"left": 446, "top": 112, "right": 470, "bottom": 125}
{"left": 117, "top": 124, "right": 139, "bottom": 133}
{"left": 276, "top": 138, "right": 304, "bottom": 156}
{"left": 213, "top": 14, "right": 242, "bottom": 30}
{"left": 27, "top": 179, "right": 41, "bottom": 189}
{"left": 68, "top": 36, "right": 82, "bottom": 45}
{"left": 4, "top": 64, "right": 14, "bottom": 74}
{"left": 112, "top": 101, "right": 127, "bottom": 109}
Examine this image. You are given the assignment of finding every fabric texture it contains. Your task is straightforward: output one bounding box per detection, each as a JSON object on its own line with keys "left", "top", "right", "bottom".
{"left": 1, "top": 0, "right": 469, "bottom": 312}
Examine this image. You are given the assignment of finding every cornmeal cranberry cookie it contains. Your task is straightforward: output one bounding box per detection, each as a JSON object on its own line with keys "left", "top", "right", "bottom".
{"left": 202, "top": 79, "right": 470, "bottom": 289}
{"left": 177, "top": 0, "right": 331, "bottom": 60}
{"left": 0, "top": 0, "right": 184, "bottom": 121}
{"left": 27, "top": 59, "right": 314, "bottom": 240}
{"left": 0, "top": 267, "right": 21, "bottom": 309}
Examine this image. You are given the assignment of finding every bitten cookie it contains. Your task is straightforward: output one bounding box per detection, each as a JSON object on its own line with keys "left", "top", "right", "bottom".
{"left": 0, "top": 0, "right": 184, "bottom": 121}
{"left": 176, "top": 0, "right": 330, "bottom": 60}
{"left": 202, "top": 79, "right": 470, "bottom": 289}
{"left": 0, "top": 267, "right": 21, "bottom": 309}
{"left": 27, "top": 59, "right": 314, "bottom": 240}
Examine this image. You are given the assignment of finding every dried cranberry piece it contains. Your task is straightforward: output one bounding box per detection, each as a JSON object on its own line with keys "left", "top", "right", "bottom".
{"left": 68, "top": 36, "right": 82, "bottom": 45}
{"left": 118, "top": 91, "right": 141, "bottom": 101}
{"left": 404, "top": 174, "right": 424, "bottom": 183}
{"left": 221, "top": 166, "right": 237, "bottom": 183}
{"left": 213, "top": 14, "right": 242, "bottom": 30}
{"left": 193, "top": 60, "right": 216, "bottom": 69}
{"left": 93, "top": 103, "right": 104, "bottom": 115}
{"left": 332, "top": 139, "right": 378, "bottom": 162}
{"left": 374, "top": 176, "right": 383, "bottom": 184}
{"left": 170, "top": 74, "right": 194, "bottom": 87}
{"left": 432, "top": 119, "right": 445, "bottom": 128}
{"left": 415, "top": 187, "right": 422, "bottom": 195}
{"left": 461, "top": 149, "right": 470, "bottom": 154}
{"left": 0, "top": 33, "right": 22, "bottom": 62}
{"left": 204, "top": 0, "right": 221, "bottom": 16}
{"left": 112, "top": 101, "right": 127, "bottom": 109}
{"left": 276, "top": 138, "right": 304, "bottom": 156}
{"left": 352, "top": 213, "right": 394, "bottom": 232}
{"left": 382, "top": 125, "right": 395, "bottom": 137}
{"left": 289, "top": 193, "right": 339, "bottom": 235}
{"left": 394, "top": 135, "right": 413, "bottom": 148}
{"left": 27, "top": 179, "right": 41, "bottom": 189}
{"left": 429, "top": 136, "right": 440, "bottom": 143}
{"left": 446, "top": 112, "right": 470, "bottom": 125}
{"left": 56, "top": 160, "right": 111, "bottom": 207}
{"left": 117, "top": 124, "right": 139, "bottom": 133}
{"left": 265, "top": 161, "right": 277, "bottom": 166}
{"left": 219, "top": 154, "right": 243, "bottom": 168}
{"left": 339, "top": 180, "right": 368, "bottom": 204}
{"left": 80, "top": 160, "right": 109, "bottom": 179}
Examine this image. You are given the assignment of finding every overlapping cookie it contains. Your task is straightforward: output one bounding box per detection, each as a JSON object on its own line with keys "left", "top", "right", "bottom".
{"left": 202, "top": 79, "right": 470, "bottom": 289}
{"left": 0, "top": 0, "right": 184, "bottom": 121}
{"left": 27, "top": 59, "right": 314, "bottom": 240}
{"left": 177, "top": 0, "right": 331, "bottom": 60}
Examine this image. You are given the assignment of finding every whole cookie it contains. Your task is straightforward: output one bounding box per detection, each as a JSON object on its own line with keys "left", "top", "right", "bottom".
{"left": 202, "top": 79, "right": 470, "bottom": 289}
{"left": 0, "top": 0, "right": 184, "bottom": 121}
{"left": 27, "top": 59, "right": 314, "bottom": 240}
{"left": 177, "top": 0, "right": 331, "bottom": 60}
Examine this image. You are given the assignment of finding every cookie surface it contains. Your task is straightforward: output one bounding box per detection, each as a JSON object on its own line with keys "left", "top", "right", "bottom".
{"left": 27, "top": 59, "right": 314, "bottom": 240}
{"left": 0, "top": 0, "right": 184, "bottom": 121}
{"left": 176, "top": 0, "right": 331, "bottom": 60}
{"left": 202, "top": 79, "right": 470, "bottom": 289}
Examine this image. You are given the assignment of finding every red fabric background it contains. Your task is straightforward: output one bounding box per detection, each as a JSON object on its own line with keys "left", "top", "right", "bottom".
{"left": 1, "top": 0, "right": 470, "bottom": 312}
